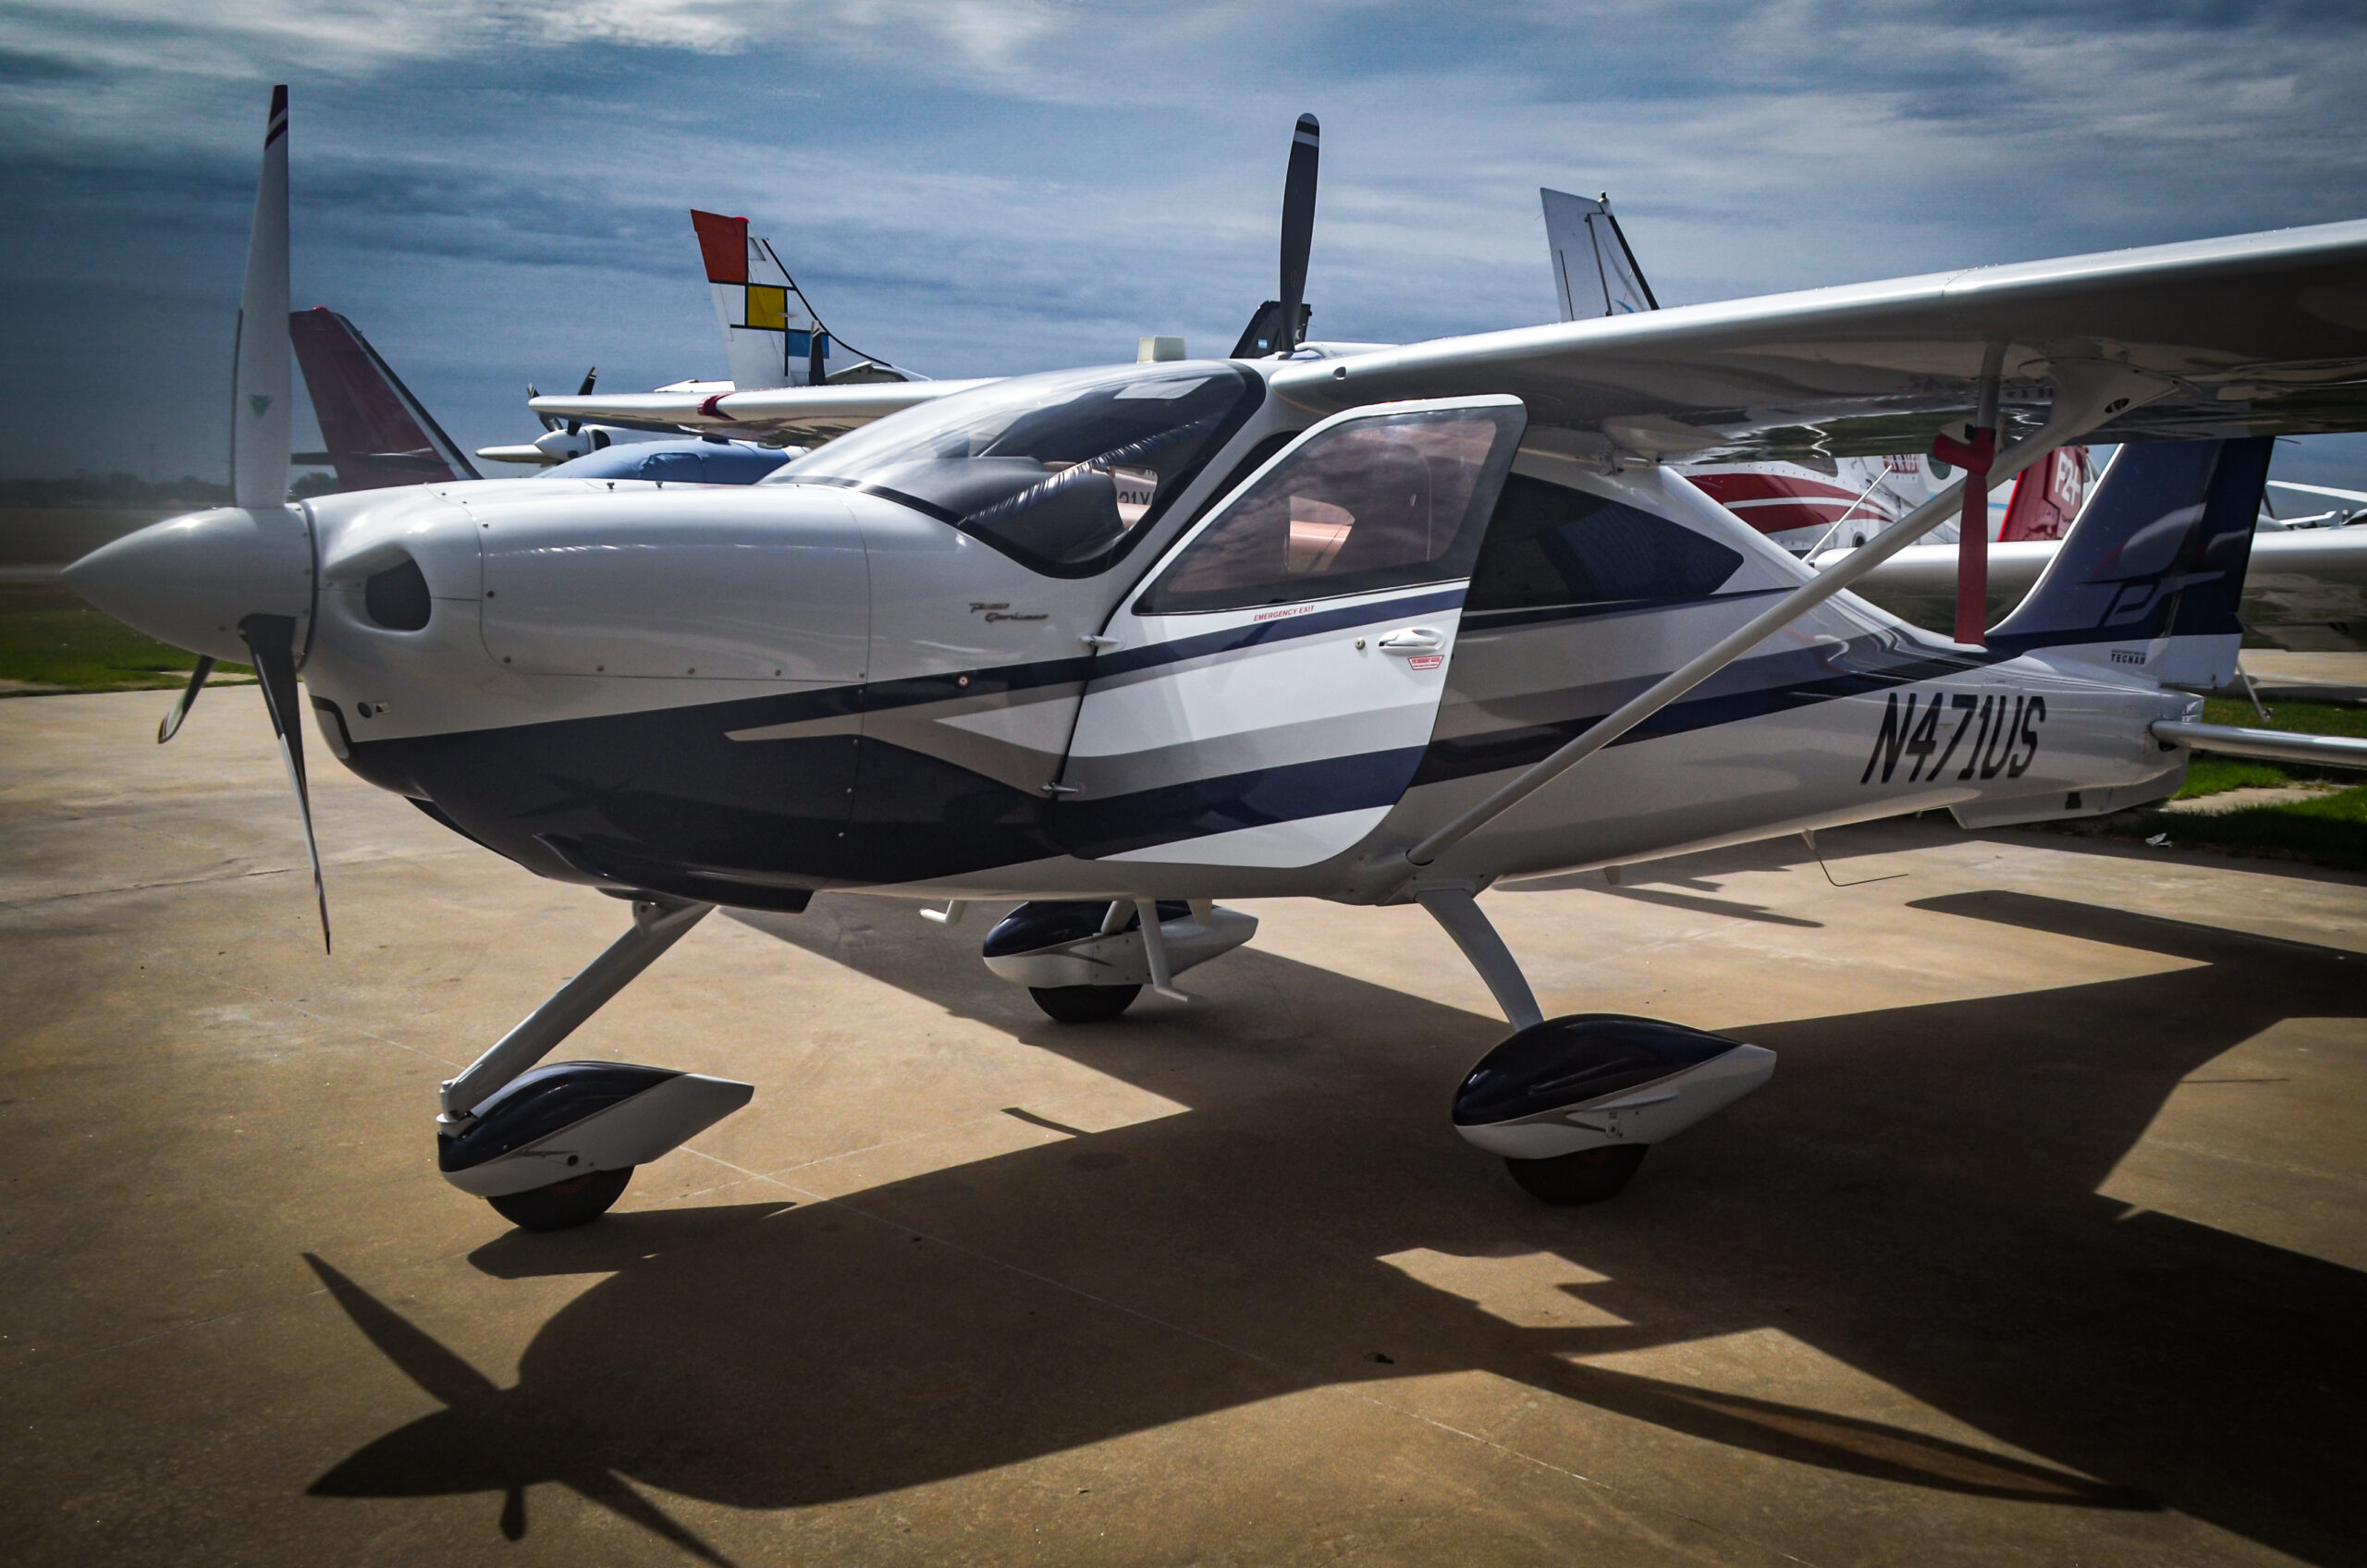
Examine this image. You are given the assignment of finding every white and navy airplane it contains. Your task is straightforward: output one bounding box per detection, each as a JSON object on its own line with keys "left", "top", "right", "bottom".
{"left": 67, "top": 90, "right": 2367, "bottom": 1231}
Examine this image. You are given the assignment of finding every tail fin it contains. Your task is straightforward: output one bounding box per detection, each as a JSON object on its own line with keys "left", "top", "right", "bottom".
{"left": 1541, "top": 189, "right": 1657, "bottom": 323}
{"left": 690, "top": 209, "right": 825, "bottom": 390}
{"left": 287, "top": 308, "right": 481, "bottom": 491}
{"left": 1230, "top": 300, "right": 1311, "bottom": 358}
{"left": 1996, "top": 446, "right": 2091, "bottom": 541}
{"left": 1987, "top": 436, "right": 2273, "bottom": 689}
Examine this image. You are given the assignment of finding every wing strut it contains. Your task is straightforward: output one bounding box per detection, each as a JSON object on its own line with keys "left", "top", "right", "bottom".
{"left": 1399, "top": 362, "right": 2165, "bottom": 876}
{"left": 1935, "top": 343, "right": 2005, "bottom": 643}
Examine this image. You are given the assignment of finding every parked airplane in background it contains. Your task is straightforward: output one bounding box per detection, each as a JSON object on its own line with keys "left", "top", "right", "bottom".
{"left": 1537, "top": 189, "right": 2367, "bottom": 648}
{"left": 2268, "top": 478, "right": 2367, "bottom": 527}
{"left": 1539, "top": 188, "right": 2079, "bottom": 553}
{"left": 287, "top": 306, "right": 795, "bottom": 489}
{"left": 67, "top": 92, "right": 2367, "bottom": 1238}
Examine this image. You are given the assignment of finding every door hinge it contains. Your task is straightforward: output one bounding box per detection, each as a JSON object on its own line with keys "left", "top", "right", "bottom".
{"left": 1040, "top": 781, "right": 1081, "bottom": 796}
{"left": 1080, "top": 634, "right": 1122, "bottom": 651}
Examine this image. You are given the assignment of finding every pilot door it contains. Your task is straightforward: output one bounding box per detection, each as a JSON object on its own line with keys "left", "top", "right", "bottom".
{"left": 1053, "top": 396, "right": 1526, "bottom": 868}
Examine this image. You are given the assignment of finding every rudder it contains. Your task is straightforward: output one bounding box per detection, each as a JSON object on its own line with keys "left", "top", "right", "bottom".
{"left": 1986, "top": 436, "right": 2271, "bottom": 689}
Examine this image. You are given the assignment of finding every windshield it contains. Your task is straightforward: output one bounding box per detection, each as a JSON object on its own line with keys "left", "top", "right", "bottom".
{"left": 766, "top": 362, "right": 1264, "bottom": 575}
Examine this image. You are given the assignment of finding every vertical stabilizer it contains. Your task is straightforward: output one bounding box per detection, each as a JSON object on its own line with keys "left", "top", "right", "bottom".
{"left": 1988, "top": 437, "right": 2273, "bottom": 690}
{"left": 1997, "top": 446, "right": 2091, "bottom": 541}
{"left": 689, "top": 209, "right": 825, "bottom": 389}
{"left": 288, "top": 309, "right": 481, "bottom": 491}
{"left": 230, "top": 86, "right": 291, "bottom": 509}
{"left": 1541, "top": 189, "right": 1657, "bottom": 323}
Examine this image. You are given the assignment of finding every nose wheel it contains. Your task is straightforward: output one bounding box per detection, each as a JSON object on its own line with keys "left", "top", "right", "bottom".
{"left": 487, "top": 1166, "right": 634, "bottom": 1231}
{"left": 1028, "top": 984, "right": 1141, "bottom": 1023}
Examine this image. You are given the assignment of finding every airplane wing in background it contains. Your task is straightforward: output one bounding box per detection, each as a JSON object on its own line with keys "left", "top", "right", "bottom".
{"left": 527, "top": 379, "right": 995, "bottom": 445}
{"left": 2268, "top": 478, "right": 2367, "bottom": 506}
{"left": 1273, "top": 219, "right": 2367, "bottom": 461}
{"left": 1831, "top": 523, "right": 2367, "bottom": 637}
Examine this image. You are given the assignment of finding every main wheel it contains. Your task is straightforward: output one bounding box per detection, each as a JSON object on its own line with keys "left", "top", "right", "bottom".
{"left": 1028, "top": 984, "right": 1141, "bottom": 1023}
{"left": 488, "top": 1165, "right": 633, "bottom": 1231}
{"left": 1504, "top": 1145, "right": 1648, "bottom": 1205}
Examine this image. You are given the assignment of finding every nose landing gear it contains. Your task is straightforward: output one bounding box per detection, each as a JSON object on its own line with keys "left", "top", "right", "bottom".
{"left": 433, "top": 896, "right": 754, "bottom": 1231}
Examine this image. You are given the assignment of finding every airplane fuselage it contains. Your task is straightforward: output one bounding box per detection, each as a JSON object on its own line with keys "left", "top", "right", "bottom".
{"left": 262, "top": 361, "right": 2190, "bottom": 911}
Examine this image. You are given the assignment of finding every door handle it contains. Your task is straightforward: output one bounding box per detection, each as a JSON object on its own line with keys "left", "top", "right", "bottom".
{"left": 1377, "top": 627, "right": 1446, "bottom": 655}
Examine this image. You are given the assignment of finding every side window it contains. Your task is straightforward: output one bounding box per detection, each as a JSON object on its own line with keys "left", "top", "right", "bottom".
{"left": 642, "top": 451, "right": 702, "bottom": 484}
{"left": 1136, "top": 404, "right": 1523, "bottom": 615}
{"left": 1466, "top": 474, "right": 1744, "bottom": 616}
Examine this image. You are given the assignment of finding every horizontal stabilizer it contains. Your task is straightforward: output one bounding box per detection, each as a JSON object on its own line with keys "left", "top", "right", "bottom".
{"left": 2151, "top": 719, "right": 2367, "bottom": 771}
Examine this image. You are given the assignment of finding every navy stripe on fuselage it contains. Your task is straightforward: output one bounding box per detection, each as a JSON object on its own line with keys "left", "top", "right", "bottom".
{"left": 1055, "top": 746, "right": 1429, "bottom": 861}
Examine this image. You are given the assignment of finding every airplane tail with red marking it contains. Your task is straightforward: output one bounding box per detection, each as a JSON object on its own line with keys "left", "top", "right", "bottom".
{"left": 690, "top": 209, "right": 827, "bottom": 391}
{"left": 1996, "top": 446, "right": 2091, "bottom": 542}
{"left": 288, "top": 308, "right": 480, "bottom": 491}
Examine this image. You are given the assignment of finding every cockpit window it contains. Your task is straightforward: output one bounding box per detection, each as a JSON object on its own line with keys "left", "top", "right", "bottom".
{"left": 767, "top": 362, "right": 1264, "bottom": 576}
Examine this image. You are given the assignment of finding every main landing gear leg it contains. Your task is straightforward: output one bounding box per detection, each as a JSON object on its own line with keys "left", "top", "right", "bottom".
{"left": 1416, "top": 887, "right": 1542, "bottom": 1030}
{"left": 437, "top": 896, "right": 743, "bottom": 1231}
{"left": 1418, "top": 887, "right": 1648, "bottom": 1204}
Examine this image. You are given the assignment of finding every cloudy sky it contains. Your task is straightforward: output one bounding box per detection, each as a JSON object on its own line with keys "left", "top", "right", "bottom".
{"left": 5, "top": 0, "right": 2367, "bottom": 486}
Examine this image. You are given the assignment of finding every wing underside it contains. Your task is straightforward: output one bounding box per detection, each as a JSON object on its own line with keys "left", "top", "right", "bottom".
{"left": 1272, "top": 219, "right": 2367, "bottom": 461}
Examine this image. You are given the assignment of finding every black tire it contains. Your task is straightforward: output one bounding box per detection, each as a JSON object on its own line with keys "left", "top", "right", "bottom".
{"left": 1504, "top": 1145, "right": 1648, "bottom": 1205}
{"left": 488, "top": 1165, "right": 633, "bottom": 1231}
{"left": 1028, "top": 984, "right": 1142, "bottom": 1023}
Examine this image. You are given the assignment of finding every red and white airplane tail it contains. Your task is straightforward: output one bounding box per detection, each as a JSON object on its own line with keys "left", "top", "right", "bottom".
{"left": 287, "top": 307, "right": 480, "bottom": 491}
{"left": 1996, "top": 446, "right": 2092, "bottom": 541}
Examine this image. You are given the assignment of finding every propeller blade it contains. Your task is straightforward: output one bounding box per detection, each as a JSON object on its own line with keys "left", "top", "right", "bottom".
{"left": 239, "top": 614, "right": 330, "bottom": 954}
{"left": 564, "top": 368, "right": 596, "bottom": 436}
{"left": 1273, "top": 113, "right": 1319, "bottom": 355}
{"left": 231, "top": 86, "right": 291, "bottom": 511}
{"left": 530, "top": 383, "right": 561, "bottom": 433}
{"left": 156, "top": 655, "right": 216, "bottom": 743}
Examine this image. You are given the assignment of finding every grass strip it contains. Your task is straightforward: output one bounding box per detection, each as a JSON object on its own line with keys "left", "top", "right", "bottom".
{"left": 0, "top": 582, "right": 250, "bottom": 692}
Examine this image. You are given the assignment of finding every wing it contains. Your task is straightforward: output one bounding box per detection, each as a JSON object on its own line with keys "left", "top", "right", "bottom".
{"left": 1272, "top": 220, "right": 2367, "bottom": 461}
{"left": 527, "top": 379, "right": 995, "bottom": 445}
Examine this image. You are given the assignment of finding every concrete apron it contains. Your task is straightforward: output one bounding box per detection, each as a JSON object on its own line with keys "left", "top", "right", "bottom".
{"left": 2, "top": 688, "right": 2363, "bottom": 1568}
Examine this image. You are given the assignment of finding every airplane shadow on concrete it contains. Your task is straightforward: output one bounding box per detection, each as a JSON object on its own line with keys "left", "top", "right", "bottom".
{"left": 304, "top": 891, "right": 2367, "bottom": 1566}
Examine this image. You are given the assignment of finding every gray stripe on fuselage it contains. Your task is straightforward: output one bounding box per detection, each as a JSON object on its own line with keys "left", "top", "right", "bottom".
{"left": 1061, "top": 709, "right": 1421, "bottom": 800}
